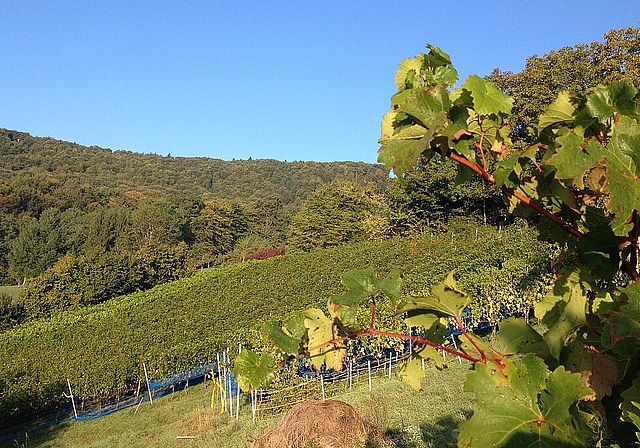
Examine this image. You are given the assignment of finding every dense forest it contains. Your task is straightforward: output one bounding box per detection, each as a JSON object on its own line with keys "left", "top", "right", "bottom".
{"left": 0, "top": 126, "right": 502, "bottom": 328}
{"left": 0, "top": 129, "right": 395, "bottom": 322}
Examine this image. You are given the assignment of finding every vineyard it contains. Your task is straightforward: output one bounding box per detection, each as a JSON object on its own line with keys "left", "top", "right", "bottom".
{"left": 1, "top": 221, "right": 552, "bottom": 422}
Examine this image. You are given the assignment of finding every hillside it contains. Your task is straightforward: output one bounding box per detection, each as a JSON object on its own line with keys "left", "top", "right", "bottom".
{"left": 0, "top": 127, "right": 390, "bottom": 286}
{"left": 0, "top": 128, "right": 388, "bottom": 207}
{"left": 1, "top": 223, "right": 552, "bottom": 421}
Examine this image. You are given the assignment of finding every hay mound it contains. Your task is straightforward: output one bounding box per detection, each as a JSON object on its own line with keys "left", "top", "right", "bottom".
{"left": 251, "top": 399, "right": 389, "bottom": 448}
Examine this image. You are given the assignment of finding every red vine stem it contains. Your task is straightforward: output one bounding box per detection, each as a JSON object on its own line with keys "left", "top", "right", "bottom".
{"left": 446, "top": 149, "right": 584, "bottom": 239}
{"left": 369, "top": 297, "right": 376, "bottom": 331}
{"left": 448, "top": 152, "right": 495, "bottom": 183}
{"left": 475, "top": 136, "right": 488, "bottom": 173}
{"left": 302, "top": 319, "right": 486, "bottom": 365}
{"left": 503, "top": 187, "right": 584, "bottom": 239}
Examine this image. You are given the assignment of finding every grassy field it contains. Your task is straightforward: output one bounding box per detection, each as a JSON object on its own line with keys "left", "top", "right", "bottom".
{"left": 0, "top": 285, "right": 21, "bottom": 301}
{"left": 4, "top": 361, "right": 474, "bottom": 448}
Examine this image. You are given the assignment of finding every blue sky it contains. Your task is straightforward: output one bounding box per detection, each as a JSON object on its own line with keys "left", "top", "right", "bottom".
{"left": 1, "top": 1, "right": 638, "bottom": 163}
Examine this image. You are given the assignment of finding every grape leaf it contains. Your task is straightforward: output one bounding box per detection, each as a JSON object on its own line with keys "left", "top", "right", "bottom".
{"left": 608, "top": 81, "right": 639, "bottom": 118}
{"left": 376, "top": 268, "right": 402, "bottom": 304}
{"left": 332, "top": 269, "right": 377, "bottom": 305}
{"left": 538, "top": 91, "right": 576, "bottom": 130}
{"left": 607, "top": 282, "right": 640, "bottom": 345}
{"left": 395, "top": 56, "right": 424, "bottom": 90}
{"left": 586, "top": 87, "right": 616, "bottom": 121}
{"left": 379, "top": 110, "right": 396, "bottom": 144}
{"left": 234, "top": 349, "right": 275, "bottom": 391}
{"left": 401, "top": 273, "right": 468, "bottom": 320}
{"left": 398, "top": 85, "right": 451, "bottom": 128}
{"left": 304, "top": 308, "right": 345, "bottom": 370}
{"left": 459, "top": 354, "right": 594, "bottom": 447}
{"left": 399, "top": 358, "right": 425, "bottom": 390}
{"left": 565, "top": 342, "right": 617, "bottom": 400}
{"left": 601, "top": 121, "right": 640, "bottom": 236}
{"left": 496, "top": 317, "right": 550, "bottom": 358}
{"left": 427, "top": 271, "right": 470, "bottom": 317}
{"left": 377, "top": 135, "right": 431, "bottom": 178}
{"left": 545, "top": 132, "right": 604, "bottom": 189}
{"left": 542, "top": 282, "right": 587, "bottom": 360}
{"left": 327, "top": 299, "right": 358, "bottom": 328}
{"left": 461, "top": 75, "right": 513, "bottom": 116}
{"left": 264, "top": 321, "right": 300, "bottom": 355}
{"left": 621, "top": 375, "right": 640, "bottom": 425}
{"left": 403, "top": 309, "right": 439, "bottom": 328}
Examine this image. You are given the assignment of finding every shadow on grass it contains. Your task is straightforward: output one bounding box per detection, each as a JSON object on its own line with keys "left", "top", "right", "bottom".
{"left": 383, "top": 412, "right": 471, "bottom": 448}
{"left": 0, "top": 421, "right": 68, "bottom": 448}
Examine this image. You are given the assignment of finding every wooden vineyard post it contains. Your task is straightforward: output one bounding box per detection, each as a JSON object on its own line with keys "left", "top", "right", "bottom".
{"left": 66, "top": 379, "right": 78, "bottom": 421}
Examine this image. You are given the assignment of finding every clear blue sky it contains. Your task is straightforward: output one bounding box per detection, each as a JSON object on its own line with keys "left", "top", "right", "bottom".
{"left": 1, "top": 1, "right": 638, "bottom": 163}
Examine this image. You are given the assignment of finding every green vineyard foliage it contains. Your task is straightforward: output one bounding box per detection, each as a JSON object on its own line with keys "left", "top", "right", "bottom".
{"left": 1, "top": 223, "right": 547, "bottom": 419}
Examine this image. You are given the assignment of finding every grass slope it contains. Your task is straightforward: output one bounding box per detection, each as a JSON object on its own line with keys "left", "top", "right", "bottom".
{"left": 4, "top": 361, "right": 473, "bottom": 448}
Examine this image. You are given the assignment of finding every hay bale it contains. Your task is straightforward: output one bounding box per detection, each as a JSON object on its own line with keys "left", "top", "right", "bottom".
{"left": 251, "top": 399, "right": 389, "bottom": 448}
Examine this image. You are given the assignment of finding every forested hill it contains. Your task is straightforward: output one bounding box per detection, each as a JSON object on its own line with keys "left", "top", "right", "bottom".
{"left": 0, "top": 128, "right": 388, "bottom": 207}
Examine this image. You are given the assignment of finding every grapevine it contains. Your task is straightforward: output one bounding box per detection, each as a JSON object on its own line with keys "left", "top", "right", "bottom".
{"left": 237, "top": 45, "right": 640, "bottom": 447}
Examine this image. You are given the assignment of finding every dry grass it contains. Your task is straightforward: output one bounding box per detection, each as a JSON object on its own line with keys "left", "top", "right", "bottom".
{"left": 3, "top": 361, "right": 473, "bottom": 448}
{"left": 251, "top": 399, "right": 390, "bottom": 448}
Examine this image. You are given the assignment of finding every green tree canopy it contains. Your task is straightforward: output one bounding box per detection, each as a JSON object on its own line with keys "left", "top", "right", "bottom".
{"left": 386, "top": 156, "right": 507, "bottom": 231}
{"left": 188, "top": 199, "right": 249, "bottom": 267}
{"left": 487, "top": 26, "right": 640, "bottom": 138}
{"left": 7, "top": 208, "right": 84, "bottom": 283}
{"left": 288, "top": 181, "right": 389, "bottom": 251}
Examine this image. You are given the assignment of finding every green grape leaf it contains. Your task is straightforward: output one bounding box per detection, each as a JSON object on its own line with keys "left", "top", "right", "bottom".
{"left": 616, "top": 116, "right": 640, "bottom": 169}
{"left": 395, "top": 56, "right": 424, "bottom": 90}
{"left": 606, "top": 282, "right": 640, "bottom": 345}
{"left": 304, "top": 308, "right": 346, "bottom": 370}
{"left": 332, "top": 269, "right": 377, "bottom": 305}
{"left": 545, "top": 132, "right": 604, "bottom": 189}
{"left": 284, "top": 316, "right": 306, "bottom": 340}
{"left": 621, "top": 375, "right": 640, "bottom": 424}
{"left": 413, "top": 344, "right": 445, "bottom": 368}
{"left": 535, "top": 267, "right": 591, "bottom": 322}
{"left": 576, "top": 225, "right": 620, "bottom": 281}
{"left": 427, "top": 271, "right": 470, "bottom": 317}
{"left": 496, "top": 317, "right": 550, "bottom": 358}
{"left": 264, "top": 321, "right": 300, "bottom": 355}
{"left": 459, "top": 354, "right": 594, "bottom": 447}
{"left": 586, "top": 86, "right": 616, "bottom": 121}
{"left": 377, "top": 135, "right": 431, "bottom": 178}
{"left": 600, "top": 119, "right": 640, "bottom": 235}
{"left": 398, "top": 358, "right": 425, "bottom": 390}
{"left": 327, "top": 300, "right": 358, "bottom": 328}
{"left": 379, "top": 110, "right": 396, "bottom": 144}
{"left": 390, "top": 89, "right": 414, "bottom": 108}
{"left": 234, "top": 349, "right": 276, "bottom": 391}
{"left": 608, "top": 81, "right": 639, "bottom": 118}
{"left": 375, "top": 268, "right": 402, "bottom": 304}
{"left": 585, "top": 83, "right": 640, "bottom": 121}
{"left": 393, "top": 124, "right": 428, "bottom": 140}
{"left": 542, "top": 281, "right": 587, "bottom": 360}
{"left": 398, "top": 85, "right": 451, "bottom": 128}
{"left": 461, "top": 75, "right": 513, "bottom": 116}
{"left": 538, "top": 91, "right": 576, "bottom": 130}
{"left": 493, "top": 145, "right": 538, "bottom": 188}
{"left": 434, "top": 65, "right": 458, "bottom": 87}
{"left": 403, "top": 309, "right": 439, "bottom": 328}
{"left": 425, "top": 43, "right": 453, "bottom": 68}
